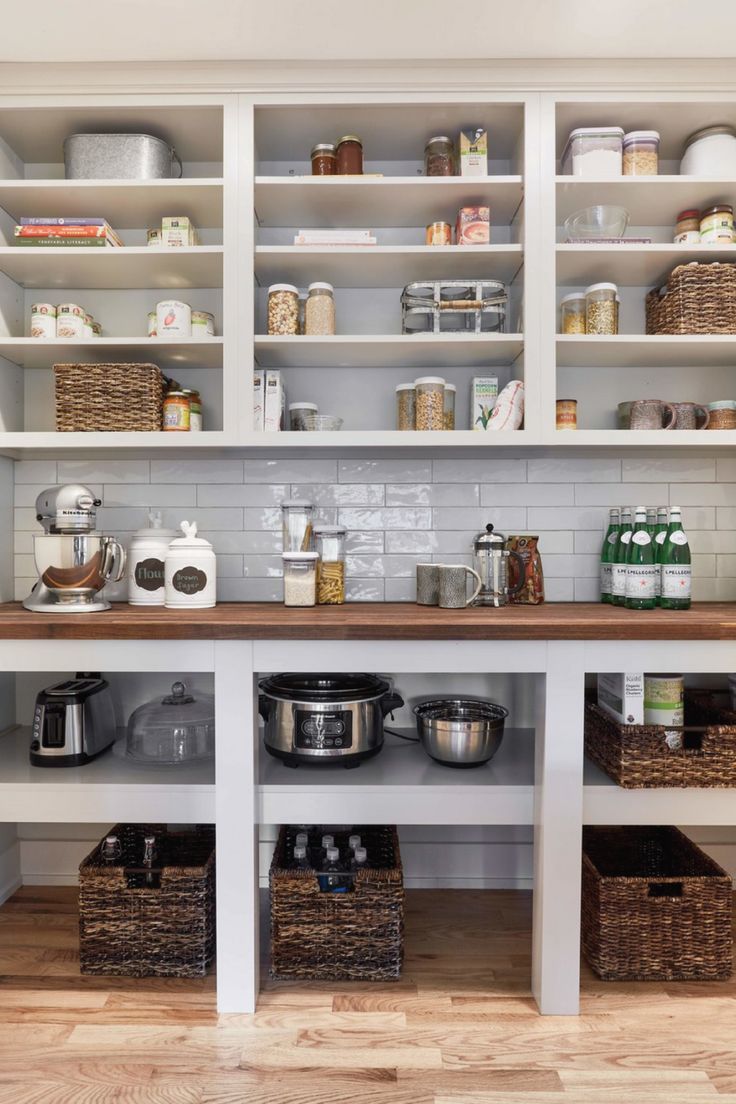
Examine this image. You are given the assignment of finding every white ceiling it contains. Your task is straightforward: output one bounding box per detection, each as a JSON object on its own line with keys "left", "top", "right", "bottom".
{"left": 1, "top": 0, "right": 736, "bottom": 63}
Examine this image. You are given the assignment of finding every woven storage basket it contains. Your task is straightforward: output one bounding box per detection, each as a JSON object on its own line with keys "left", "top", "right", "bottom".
{"left": 270, "top": 825, "right": 403, "bottom": 981}
{"left": 54, "top": 362, "right": 164, "bottom": 431}
{"left": 585, "top": 694, "right": 736, "bottom": 788}
{"left": 79, "top": 823, "right": 215, "bottom": 977}
{"left": 645, "top": 262, "right": 736, "bottom": 334}
{"left": 582, "top": 826, "right": 732, "bottom": 981}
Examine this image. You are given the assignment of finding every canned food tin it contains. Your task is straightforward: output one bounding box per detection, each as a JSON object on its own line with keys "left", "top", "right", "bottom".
{"left": 700, "top": 204, "right": 735, "bottom": 244}
{"left": 425, "top": 221, "right": 452, "bottom": 246}
{"left": 163, "top": 390, "right": 191, "bottom": 432}
{"left": 156, "top": 299, "right": 191, "bottom": 337}
{"left": 182, "top": 388, "right": 202, "bottom": 431}
{"left": 147, "top": 228, "right": 162, "bottom": 247}
{"left": 147, "top": 310, "right": 157, "bottom": 337}
{"left": 556, "top": 398, "right": 578, "bottom": 430}
{"left": 30, "top": 303, "right": 56, "bottom": 339}
{"left": 56, "top": 303, "right": 85, "bottom": 339}
{"left": 191, "top": 310, "right": 215, "bottom": 338}
{"left": 83, "top": 313, "right": 94, "bottom": 338}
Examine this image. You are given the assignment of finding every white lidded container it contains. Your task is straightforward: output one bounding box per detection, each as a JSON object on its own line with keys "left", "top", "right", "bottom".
{"left": 561, "top": 126, "right": 624, "bottom": 177}
{"left": 156, "top": 299, "right": 192, "bottom": 337}
{"left": 681, "top": 124, "right": 736, "bottom": 176}
{"left": 128, "top": 510, "right": 177, "bottom": 606}
{"left": 165, "top": 521, "right": 216, "bottom": 609}
{"left": 282, "top": 551, "right": 318, "bottom": 607}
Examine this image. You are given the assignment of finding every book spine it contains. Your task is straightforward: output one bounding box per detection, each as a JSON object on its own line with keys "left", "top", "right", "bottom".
{"left": 16, "top": 225, "right": 107, "bottom": 238}
{"left": 19, "top": 217, "right": 108, "bottom": 226}
{"left": 13, "top": 237, "right": 110, "bottom": 247}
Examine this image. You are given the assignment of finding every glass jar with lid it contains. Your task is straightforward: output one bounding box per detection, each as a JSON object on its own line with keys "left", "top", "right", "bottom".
{"left": 443, "top": 383, "right": 456, "bottom": 430}
{"left": 674, "top": 209, "right": 701, "bottom": 244}
{"left": 622, "top": 130, "right": 660, "bottom": 175}
{"left": 289, "top": 401, "right": 318, "bottom": 431}
{"left": 396, "top": 383, "right": 416, "bottom": 430}
{"left": 336, "top": 135, "right": 363, "bottom": 175}
{"left": 415, "top": 376, "right": 446, "bottom": 430}
{"left": 314, "top": 524, "right": 347, "bottom": 605}
{"left": 125, "top": 681, "right": 215, "bottom": 764}
{"left": 560, "top": 292, "right": 587, "bottom": 334}
{"left": 700, "top": 205, "right": 735, "bottom": 244}
{"left": 584, "top": 282, "right": 619, "bottom": 335}
{"left": 304, "top": 282, "right": 336, "bottom": 335}
{"left": 424, "top": 136, "right": 455, "bottom": 176}
{"left": 267, "top": 283, "right": 299, "bottom": 335}
{"left": 283, "top": 552, "right": 318, "bottom": 606}
{"left": 311, "top": 143, "right": 336, "bottom": 175}
{"left": 282, "top": 499, "right": 314, "bottom": 552}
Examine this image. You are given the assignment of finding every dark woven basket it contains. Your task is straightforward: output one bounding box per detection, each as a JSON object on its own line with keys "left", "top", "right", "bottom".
{"left": 270, "top": 825, "right": 403, "bottom": 981}
{"left": 645, "top": 262, "right": 736, "bottom": 334}
{"left": 79, "top": 823, "right": 215, "bottom": 977}
{"left": 582, "top": 826, "right": 732, "bottom": 981}
{"left": 585, "top": 693, "right": 736, "bottom": 788}
{"left": 54, "top": 362, "right": 164, "bottom": 431}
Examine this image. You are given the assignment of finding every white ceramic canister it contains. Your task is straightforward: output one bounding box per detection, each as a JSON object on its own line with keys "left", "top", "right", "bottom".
{"left": 644, "top": 674, "right": 685, "bottom": 727}
{"left": 128, "top": 510, "right": 177, "bottom": 606}
{"left": 165, "top": 520, "right": 216, "bottom": 609}
{"left": 156, "top": 299, "right": 192, "bottom": 337}
{"left": 30, "top": 303, "right": 56, "bottom": 339}
{"left": 191, "top": 310, "right": 215, "bottom": 338}
{"left": 56, "top": 303, "right": 85, "bottom": 339}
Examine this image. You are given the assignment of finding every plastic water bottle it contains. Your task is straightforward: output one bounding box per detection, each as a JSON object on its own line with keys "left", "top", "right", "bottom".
{"left": 351, "top": 846, "right": 367, "bottom": 872}
{"left": 295, "top": 832, "right": 308, "bottom": 848}
{"left": 293, "top": 844, "right": 310, "bottom": 870}
{"left": 321, "top": 833, "right": 334, "bottom": 851}
{"left": 348, "top": 834, "right": 361, "bottom": 853}
{"left": 319, "top": 846, "right": 349, "bottom": 893}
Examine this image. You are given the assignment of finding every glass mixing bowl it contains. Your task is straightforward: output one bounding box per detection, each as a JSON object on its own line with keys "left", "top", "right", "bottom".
{"left": 563, "top": 205, "right": 630, "bottom": 240}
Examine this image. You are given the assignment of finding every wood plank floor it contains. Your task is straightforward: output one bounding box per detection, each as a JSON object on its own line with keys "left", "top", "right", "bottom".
{"left": 0, "top": 886, "right": 735, "bottom": 1103}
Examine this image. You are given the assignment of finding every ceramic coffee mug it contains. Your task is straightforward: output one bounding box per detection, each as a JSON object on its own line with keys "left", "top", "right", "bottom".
{"left": 416, "top": 562, "right": 440, "bottom": 606}
{"left": 617, "top": 401, "right": 632, "bottom": 429}
{"left": 671, "top": 401, "right": 709, "bottom": 430}
{"left": 438, "top": 564, "right": 483, "bottom": 609}
{"left": 629, "top": 399, "right": 677, "bottom": 431}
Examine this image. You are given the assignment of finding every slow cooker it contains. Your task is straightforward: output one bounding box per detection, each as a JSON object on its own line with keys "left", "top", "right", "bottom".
{"left": 258, "top": 673, "right": 403, "bottom": 767}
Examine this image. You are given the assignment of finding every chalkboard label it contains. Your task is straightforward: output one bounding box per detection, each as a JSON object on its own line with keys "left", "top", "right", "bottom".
{"left": 134, "top": 557, "right": 165, "bottom": 592}
{"left": 173, "top": 565, "right": 208, "bottom": 596}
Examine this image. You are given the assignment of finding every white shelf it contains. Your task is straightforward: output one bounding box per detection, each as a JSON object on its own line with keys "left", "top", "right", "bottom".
{"left": 557, "top": 334, "right": 736, "bottom": 368}
{"left": 0, "top": 246, "right": 223, "bottom": 290}
{"left": 0, "top": 727, "right": 215, "bottom": 823}
{"left": 0, "top": 336, "right": 224, "bottom": 370}
{"left": 0, "top": 179, "right": 224, "bottom": 229}
{"left": 244, "top": 429, "right": 531, "bottom": 448}
{"left": 583, "top": 757, "right": 736, "bottom": 825}
{"left": 557, "top": 243, "right": 736, "bottom": 286}
{"left": 556, "top": 176, "right": 736, "bottom": 225}
{"left": 255, "top": 245, "right": 523, "bottom": 287}
{"left": 258, "top": 728, "right": 534, "bottom": 825}
{"left": 255, "top": 333, "right": 524, "bottom": 369}
{"left": 255, "top": 177, "right": 524, "bottom": 227}
{"left": 0, "top": 431, "right": 231, "bottom": 455}
{"left": 547, "top": 429, "right": 736, "bottom": 447}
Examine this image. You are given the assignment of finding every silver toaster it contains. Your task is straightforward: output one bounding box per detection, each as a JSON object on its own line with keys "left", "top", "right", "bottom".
{"left": 30, "top": 675, "right": 115, "bottom": 767}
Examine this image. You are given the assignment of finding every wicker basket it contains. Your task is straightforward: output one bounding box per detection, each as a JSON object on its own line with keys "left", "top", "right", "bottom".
{"left": 54, "top": 363, "right": 164, "bottom": 431}
{"left": 582, "top": 826, "right": 732, "bottom": 981}
{"left": 585, "top": 694, "right": 736, "bottom": 789}
{"left": 270, "top": 825, "right": 403, "bottom": 981}
{"left": 79, "top": 823, "right": 215, "bottom": 977}
{"left": 645, "top": 262, "right": 736, "bottom": 334}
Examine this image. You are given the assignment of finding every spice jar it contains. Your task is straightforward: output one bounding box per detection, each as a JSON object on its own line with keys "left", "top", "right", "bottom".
{"left": 304, "top": 282, "right": 336, "bottom": 335}
{"left": 282, "top": 499, "right": 314, "bottom": 552}
{"left": 336, "top": 135, "right": 363, "bottom": 175}
{"left": 424, "top": 136, "right": 455, "bottom": 176}
{"left": 396, "top": 383, "right": 416, "bottom": 430}
{"left": 311, "top": 143, "right": 336, "bottom": 175}
{"left": 707, "top": 400, "right": 736, "bottom": 430}
{"left": 163, "top": 390, "right": 191, "bottom": 431}
{"left": 700, "top": 205, "right": 735, "bottom": 244}
{"left": 289, "top": 401, "right": 318, "bottom": 431}
{"left": 622, "top": 130, "right": 660, "bottom": 175}
{"left": 314, "top": 524, "right": 346, "bottom": 605}
{"left": 585, "top": 282, "right": 619, "bottom": 335}
{"left": 415, "top": 376, "right": 446, "bottom": 431}
{"left": 182, "top": 389, "right": 202, "bottom": 431}
{"left": 560, "top": 292, "right": 586, "bottom": 334}
{"left": 267, "top": 283, "right": 299, "bottom": 335}
{"left": 674, "top": 209, "right": 701, "bottom": 244}
{"left": 282, "top": 552, "right": 318, "bottom": 606}
{"left": 164, "top": 521, "right": 216, "bottom": 609}
{"left": 443, "top": 383, "right": 456, "bottom": 430}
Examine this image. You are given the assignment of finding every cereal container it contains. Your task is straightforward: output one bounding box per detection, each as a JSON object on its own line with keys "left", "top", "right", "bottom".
{"left": 560, "top": 292, "right": 586, "bottom": 334}
{"left": 267, "top": 284, "right": 299, "bottom": 335}
{"left": 396, "top": 383, "right": 416, "bottom": 430}
{"left": 30, "top": 303, "right": 56, "bottom": 339}
{"left": 415, "top": 377, "right": 446, "bottom": 431}
{"left": 622, "top": 130, "right": 660, "bottom": 175}
{"left": 156, "top": 300, "right": 192, "bottom": 337}
{"left": 165, "top": 521, "right": 216, "bottom": 609}
{"left": 585, "top": 283, "right": 619, "bottom": 335}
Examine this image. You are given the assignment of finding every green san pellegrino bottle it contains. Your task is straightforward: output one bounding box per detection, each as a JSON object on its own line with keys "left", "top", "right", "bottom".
{"left": 600, "top": 507, "right": 620, "bottom": 604}
{"left": 660, "top": 506, "right": 692, "bottom": 610}
{"left": 625, "top": 505, "right": 657, "bottom": 610}
{"left": 611, "top": 507, "right": 633, "bottom": 607}
{"left": 653, "top": 506, "right": 668, "bottom": 603}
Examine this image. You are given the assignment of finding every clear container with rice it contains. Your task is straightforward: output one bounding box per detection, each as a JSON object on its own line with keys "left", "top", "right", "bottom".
{"left": 283, "top": 552, "right": 318, "bottom": 606}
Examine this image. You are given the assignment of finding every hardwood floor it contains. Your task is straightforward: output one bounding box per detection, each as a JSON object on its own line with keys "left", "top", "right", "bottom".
{"left": 0, "top": 886, "right": 735, "bottom": 1102}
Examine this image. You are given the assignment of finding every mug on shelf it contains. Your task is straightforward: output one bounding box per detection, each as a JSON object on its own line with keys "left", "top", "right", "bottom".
{"left": 628, "top": 399, "right": 677, "bottom": 431}
{"left": 671, "top": 401, "right": 709, "bottom": 430}
{"left": 438, "top": 564, "right": 482, "bottom": 609}
{"left": 416, "top": 562, "right": 440, "bottom": 606}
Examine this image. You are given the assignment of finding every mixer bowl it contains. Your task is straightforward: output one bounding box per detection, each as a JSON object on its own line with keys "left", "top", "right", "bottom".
{"left": 32, "top": 533, "right": 125, "bottom": 599}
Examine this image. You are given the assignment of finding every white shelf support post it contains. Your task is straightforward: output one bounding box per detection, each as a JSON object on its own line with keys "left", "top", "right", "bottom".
{"left": 532, "top": 640, "right": 585, "bottom": 1014}
{"left": 215, "top": 640, "right": 259, "bottom": 1013}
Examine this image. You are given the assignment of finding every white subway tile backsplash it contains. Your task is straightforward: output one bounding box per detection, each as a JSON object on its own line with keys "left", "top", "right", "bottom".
{"left": 339, "top": 508, "right": 432, "bottom": 530}
{"left": 574, "top": 578, "right": 600, "bottom": 602}
{"left": 346, "top": 580, "right": 385, "bottom": 601}
{"left": 58, "top": 460, "right": 150, "bottom": 484}
{"left": 544, "top": 578, "right": 574, "bottom": 601}
{"left": 197, "top": 484, "right": 288, "bottom": 507}
{"left": 692, "top": 554, "right": 716, "bottom": 578}
{"left": 717, "top": 458, "right": 736, "bottom": 482}
{"left": 432, "top": 459, "right": 526, "bottom": 483}
{"left": 14, "top": 460, "right": 56, "bottom": 484}
{"left": 291, "top": 483, "right": 385, "bottom": 506}
{"left": 528, "top": 506, "right": 606, "bottom": 530}
{"left": 385, "top": 531, "right": 440, "bottom": 554}
{"left": 670, "top": 484, "right": 736, "bottom": 506}
{"left": 625, "top": 457, "right": 716, "bottom": 483}
{"left": 244, "top": 554, "right": 283, "bottom": 577}
{"left": 209, "top": 532, "right": 280, "bottom": 554}
{"left": 14, "top": 508, "right": 38, "bottom": 530}
{"left": 693, "top": 578, "right": 736, "bottom": 601}
{"left": 151, "top": 460, "right": 243, "bottom": 483}
{"left": 103, "top": 485, "right": 196, "bottom": 508}
{"left": 14, "top": 531, "right": 32, "bottom": 554}
{"left": 218, "top": 578, "right": 283, "bottom": 601}
{"left": 716, "top": 508, "right": 736, "bottom": 529}
{"left": 528, "top": 458, "right": 620, "bottom": 483}
{"left": 574, "top": 530, "right": 605, "bottom": 554}
{"left": 386, "top": 483, "right": 479, "bottom": 507}
{"left": 347, "top": 555, "right": 420, "bottom": 578}
{"left": 717, "top": 555, "right": 736, "bottom": 577}
{"left": 385, "top": 578, "right": 416, "bottom": 602}
{"left": 244, "top": 459, "right": 337, "bottom": 483}
{"left": 216, "top": 555, "right": 245, "bottom": 578}
{"left": 339, "top": 459, "right": 431, "bottom": 483}
{"left": 346, "top": 531, "right": 384, "bottom": 554}
{"left": 683, "top": 507, "right": 716, "bottom": 530}
{"left": 433, "top": 508, "right": 527, "bottom": 531}
{"left": 481, "top": 483, "right": 575, "bottom": 507}
{"left": 543, "top": 554, "right": 599, "bottom": 578}
{"left": 574, "top": 483, "right": 668, "bottom": 506}
{"left": 14, "top": 554, "right": 35, "bottom": 578}
{"left": 689, "top": 530, "right": 736, "bottom": 553}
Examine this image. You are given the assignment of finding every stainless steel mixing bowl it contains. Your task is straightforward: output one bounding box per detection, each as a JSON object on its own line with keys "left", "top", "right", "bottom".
{"left": 413, "top": 698, "right": 508, "bottom": 768}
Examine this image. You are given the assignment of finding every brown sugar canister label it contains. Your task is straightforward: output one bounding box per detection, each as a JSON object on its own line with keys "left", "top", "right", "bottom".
{"left": 173, "top": 566, "right": 208, "bottom": 595}
{"left": 134, "top": 557, "right": 166, "bottom": 592}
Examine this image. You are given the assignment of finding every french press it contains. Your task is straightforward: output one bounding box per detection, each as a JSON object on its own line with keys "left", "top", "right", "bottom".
{"left": 471, "top": 524, "right": 525, "bottom": 607}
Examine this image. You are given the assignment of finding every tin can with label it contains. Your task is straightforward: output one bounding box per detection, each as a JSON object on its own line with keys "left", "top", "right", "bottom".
{"left": 56, "top": 303, "right": 85, "bottom": 339}
{"left": 191, "top": 310, "right": 215, "bottom": 338}
{"left": 556, "top": 398, "right": 578, "bottom": 430}
{"left": 644, "top": 674, "right": 684, "bottom": 727}
{"left": 156, "top": 299, "right": 192, "bottom": 337}
{"left": 83, "top": 313, "right": 94, "bottom": 338}
{"left": 163, "top": 390, "right": 191, "bottom": 432}
{"left": 182, "top": 389, "right": 202, "bottom": 431}
{"left": 425, "top": 221, "right": 452, "bottom": 246}
{"left": 30, "top": 303, "right": 56, "bottom": 339}
{"left": 147, "top": 310, "right": 157, "bottom": 337}
{"left": 147, "top": 228, "right": 162, "bottom": 247}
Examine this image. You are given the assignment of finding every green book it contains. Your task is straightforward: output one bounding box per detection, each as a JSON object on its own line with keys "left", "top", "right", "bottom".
{"left": 13, "top": 237, "right": 112, "bottom": 247}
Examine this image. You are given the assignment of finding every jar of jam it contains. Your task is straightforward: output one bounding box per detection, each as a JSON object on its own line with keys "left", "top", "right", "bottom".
{"left": 311, "top": 143, "right": 336, "bottom": 175}
{"left": 163, "top": 391, "right": 190, "bottom": 432}
{"left": 336, "top": 135, "right": 363, "bottom": 175}
{"left": 424, "top": 136, "right": 455, "bottom": 176}
{"left": 674, "top": 209, "right": 701, "bottom": 244}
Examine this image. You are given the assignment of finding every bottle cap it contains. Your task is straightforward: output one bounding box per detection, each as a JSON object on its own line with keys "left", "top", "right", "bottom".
{"left": 294, "top": 845, "right": 306, "bottom": 860}
{"left": 321, "top": 834, "right": 334, "bottom": 848}
{"left": 348, "top": 834, "right": 361, "bottom": 849}
{"left": 354, "top": 847, "right": 367, "bottom": 862}
{"left": 326, "top": 847, "right": 339, "bottom": 861}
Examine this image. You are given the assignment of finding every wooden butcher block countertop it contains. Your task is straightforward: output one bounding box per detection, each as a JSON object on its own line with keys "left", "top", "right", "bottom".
{"left": 0, "top": 601, "right": 735, "bottom": 641}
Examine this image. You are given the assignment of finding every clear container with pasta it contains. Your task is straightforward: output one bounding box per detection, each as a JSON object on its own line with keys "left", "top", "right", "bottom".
{"left": 314, "top": 524, "right": 347, "bottom": 605}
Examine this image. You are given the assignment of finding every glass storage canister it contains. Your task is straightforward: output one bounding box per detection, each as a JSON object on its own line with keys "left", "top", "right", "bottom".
{"left": 622, "top": 130, "right": 660, "bottom": 175}
{"left": 314, "top": 524, "right": 347, "bottom": 605}
{"left": 674, "top": 209, "right": 701, "bottom": 244}
{"left": 311, "top": 142, "right": 337, "bottom": 175}
{"left": 396, "top": 382, "right": 416, "bottom": 430}
{"left": 443, "top": 383, "right": 456, "bottom": 430}
{"left": 289, "top": 401, "right": 319, "bottom": 431}
{"left": 585, "top": 282, "right": 619, "bottom": 335}
{"left": 304, "top": 281, "right": 336, "bottom": 335}
{"left": 700, "top": 205, "right": 735, "bottom": 244}
{"left": 415, "top": 376, "right": 446, "bottom": 431}
{"left": 267, "top": 283, "right": 300, "bottom": 335}
{"left": 560, "top": 292, "right": 586, "bottom": 334}
{"left": 282, "top": 499, "right": 314, "bottom": 552}
{"left": 125, "top": 681, "right": 215, "bottom": 765}
{"left": 336, "top": 135, "right": 363, "bottom": 175}
{"left": 424, "top": 135, "right": 455, "bottom": 176}
{"left": 561, "top": 126, "right": 624, "bottom": 177}
{"left": 283, "top": 551, "right": 318, "bottom": 606}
